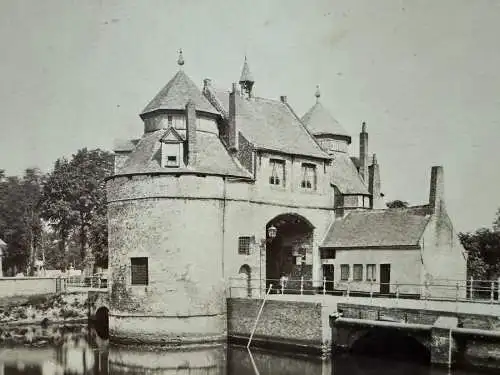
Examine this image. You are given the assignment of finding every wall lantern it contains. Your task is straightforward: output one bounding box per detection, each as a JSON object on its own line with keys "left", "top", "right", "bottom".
{"left": 267, "top": 225, "right": 277, "bottom": 239}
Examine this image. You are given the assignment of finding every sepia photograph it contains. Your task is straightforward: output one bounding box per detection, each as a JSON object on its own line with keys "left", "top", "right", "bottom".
{"left": 1, "top": 0, "right": 500, "bottom": 374}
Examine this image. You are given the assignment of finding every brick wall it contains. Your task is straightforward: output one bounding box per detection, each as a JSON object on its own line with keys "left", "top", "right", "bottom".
{"left": 227, "top": 298, "right": 330, "bottom": 353}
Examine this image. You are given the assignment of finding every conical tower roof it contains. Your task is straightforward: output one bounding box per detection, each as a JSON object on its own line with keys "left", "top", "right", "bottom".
{"left": 239, "top": 56, "right": 254, "bottom": 83}
{"left": 141, "top": 70, "right": 219, "bottom": 117}
{"left": 301, "top": 88, "right": 351, "bottom": 142}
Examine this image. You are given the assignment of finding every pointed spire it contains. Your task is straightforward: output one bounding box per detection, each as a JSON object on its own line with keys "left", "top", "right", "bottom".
{"left": 239, "top": 56, "right": 255, "bottom": 98}
{"left": 177, "top": 49, "right": 185, "bottom": 67}
{"left": 315, "top": 85, "right": 321, "bottom": 102}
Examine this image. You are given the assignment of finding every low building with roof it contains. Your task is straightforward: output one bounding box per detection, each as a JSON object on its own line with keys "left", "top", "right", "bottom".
{"left": 106, "top": 51, "right": 466, "bottom": 345}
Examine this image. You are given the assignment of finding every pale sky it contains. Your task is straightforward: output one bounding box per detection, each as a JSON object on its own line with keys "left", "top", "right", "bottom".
{"left": 1, "top": 0, "right": 499, "bottom": 233}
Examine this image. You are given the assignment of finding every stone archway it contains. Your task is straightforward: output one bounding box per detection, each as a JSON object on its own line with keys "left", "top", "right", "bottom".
{"left": 265, "top": 213, "right": 314, "bottom": 293}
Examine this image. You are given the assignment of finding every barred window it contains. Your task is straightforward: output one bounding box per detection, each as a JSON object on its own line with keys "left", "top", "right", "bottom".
{"left": 366, "top": 264, "right": 376, "bottom": 281}
{"left": 353, "top": 264, "right": 363, "bottom": 281}
{"left": 300, "top": 163, "right": 317, "bottom": 190}
{"left": 269, "top": 159, "right": 285, "bottom": 186}
{"left": 340, "top": 264, "right": 350, "bottom": 281}
{"left": 238, "top": 236, "right": 252, "bottom": 255}
{"left": 131, "top": 257, "right": 149, "bottom": 285}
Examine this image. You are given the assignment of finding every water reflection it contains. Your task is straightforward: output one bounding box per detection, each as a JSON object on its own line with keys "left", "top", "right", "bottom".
{"left": 0, "top": 325, "right": 493, "bottom": 375}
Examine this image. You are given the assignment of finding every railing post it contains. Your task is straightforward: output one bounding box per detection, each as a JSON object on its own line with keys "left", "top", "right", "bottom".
{"left": 395, "top": 283, "right": 400, "bottom": 299}
{"left": 300, "top": 277, "right": 304, "bottom": 295}
{"left": 281, "top": 282, "right": 284, "bottom": 295}
{"left": 370, "top": 281, "right": 373, "bottom": 305}
{"left": 491, "top": 280, "right": 495, "bottom": 303}
{"left": 346, "top": 281, "right": 350, "bottom": 298}
{"left": 470, "top": 276, "right": 474, "bottom": 300}
{"left": 323, "top": 277, "right": 326, "bottom": 296}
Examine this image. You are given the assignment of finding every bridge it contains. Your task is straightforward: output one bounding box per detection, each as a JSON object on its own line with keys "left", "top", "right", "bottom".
{"left": 227, "top": 278, "right": 500, "bottom": 371}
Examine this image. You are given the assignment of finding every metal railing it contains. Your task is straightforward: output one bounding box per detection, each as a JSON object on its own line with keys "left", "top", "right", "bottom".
{"left": 227, "top": 276, "right": 500, "bottom": 304}
{"left": 63, "top": 274, "right": 108, "bottom": 289}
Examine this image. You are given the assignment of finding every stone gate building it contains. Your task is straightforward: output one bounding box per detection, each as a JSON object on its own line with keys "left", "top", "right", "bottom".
{"left": 105, "top": 52, "right": 466, "bottom": 344}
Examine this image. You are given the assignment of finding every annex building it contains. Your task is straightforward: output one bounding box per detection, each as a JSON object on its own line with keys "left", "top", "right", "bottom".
{"left": 105, "top": 52, "right": 466, "bottom": 344}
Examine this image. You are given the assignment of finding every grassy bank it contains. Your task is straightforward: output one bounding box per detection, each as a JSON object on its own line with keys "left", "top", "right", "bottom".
{"left": 0, "top": 292, "right": 88, "bottom": 326}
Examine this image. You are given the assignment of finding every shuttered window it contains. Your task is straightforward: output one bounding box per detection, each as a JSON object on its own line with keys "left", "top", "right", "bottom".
{"left": 340, "top": 264, "right": 350, "bottom": 281}
{"left": 131, "top": 257, "right": 149, "bottom": 285}
{"left": 353, "top": 264, "right": 363, "bottom": 281}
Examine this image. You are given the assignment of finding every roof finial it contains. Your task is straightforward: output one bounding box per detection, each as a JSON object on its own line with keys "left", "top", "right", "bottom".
{"left": 177, "top": 49, "right": 185, "bottom": 67}
{"left": 362, "top": 121, "right": 367, "bottom": 133}
{"left": 372, "top": 153, "right": 378, "bottom": 165}
{"left": 315, "top": 85, "right": 321, "bottom": 102}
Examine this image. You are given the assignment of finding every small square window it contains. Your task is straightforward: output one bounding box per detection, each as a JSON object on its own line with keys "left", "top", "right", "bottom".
{"left": 238, "top": 236, "right": 252, "bottom": 255}
{"left": 167, "top": 115, "right": 173, "bottom": 126}
{"left": 353, "top": 264, "right": 363, "bottom": 281}
{"left": 131, "top": 257, "right": 148, "bottom": 285}
{"left": 162, "top": 143, "right": 181, "bottom": 168}
{"left": 340, "top": 264, "right": 350, "bottom": 281}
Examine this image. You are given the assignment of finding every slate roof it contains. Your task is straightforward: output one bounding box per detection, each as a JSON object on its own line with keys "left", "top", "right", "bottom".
{"left": 321, "top": 206, "right": 432, "bottom": 249}
{"left": 331, "top": 152, "right": 369, "bottom": 194}
{"left": 301, "top": 101, "right": 351, "bottom": 141}
{"left": 141, "top": 70, "right": 219, "bottom": 116}
{"left": 113, "top": 139, "right": 140, "bottom": 153}
{"left": 210, "top": 88, "right": 329, "bottom": 159}
{"left": 117, "top": 129, "right": 251, "bottom": 178}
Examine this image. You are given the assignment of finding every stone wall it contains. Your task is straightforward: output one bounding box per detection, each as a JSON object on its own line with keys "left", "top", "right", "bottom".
{"left": 227, "top": 298, "right": 331, "bottom": 354}
{"left": 0, "top": 277, "right": 63, "bottom": 298}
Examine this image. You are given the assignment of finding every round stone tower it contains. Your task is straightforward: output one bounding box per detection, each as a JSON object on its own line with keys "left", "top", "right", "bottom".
{"left": 106, "top": 53, "right": 249, "bottom": 345}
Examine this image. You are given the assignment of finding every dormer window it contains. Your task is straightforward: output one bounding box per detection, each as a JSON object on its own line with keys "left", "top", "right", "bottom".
{"left": 160, "top": 127, "right": 184, "bottom": 168}
{"left": 300, "top": 163, "right": 317, "bottom": 190}
{"left": 269, "top": 159, "right": 285, "bottom": 186}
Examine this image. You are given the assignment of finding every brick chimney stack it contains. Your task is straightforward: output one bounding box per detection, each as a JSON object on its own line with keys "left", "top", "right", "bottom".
{"left": 228, "top": 83, "right": 239, "bottom": 152}
{"left": 359, "top": 122, "right": 368, "bottom": 182}
{"left": 186, "top": 100, "right": 197, "bottom": 165}
{"left": 368, "top": 154, "right": 382, "bottom": 209}
{"left": 429, "top": 166, "right": 445, "bottom": 214}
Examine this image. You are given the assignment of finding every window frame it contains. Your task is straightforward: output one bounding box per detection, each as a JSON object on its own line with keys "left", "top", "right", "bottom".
{"left": 366, "top": 264, "right": 376, "bottom": 282}
{"left": 340, "top": 264, "right": 350, "bottom": 281}
{"left": 238, "top": 236, "right": 252, "bottom": 255}
{"left": 300, "top": 163, "right": 317, "bottom": 190}
{"left": 353, "top": 264, "right": 363, "bottom": 281}
{"left": 269, "top": 158, "right": 285, "bottom": 187}
{"left": 130, "top": 257, "right": 149, "bottom": 286}
{"left": 162, "top": 142, "right": 181, "bottom": 168}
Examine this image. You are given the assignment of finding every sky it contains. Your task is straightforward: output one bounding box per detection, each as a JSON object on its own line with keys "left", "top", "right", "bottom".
{"left": 0, "top": 0, "right": 499, "bottom": 233}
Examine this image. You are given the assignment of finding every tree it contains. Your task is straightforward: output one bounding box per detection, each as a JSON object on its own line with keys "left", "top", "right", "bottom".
{"left": 0, "top": 169, "right": 44, "bottom": 275}
{"left": 459, "top": 228, "right": 500, "bottom": 280}
{"left": 386, "top": 200, "right": 409, "bottom": 209}
{"left": 40, "top": 148, "right": 113, "bottom": 272}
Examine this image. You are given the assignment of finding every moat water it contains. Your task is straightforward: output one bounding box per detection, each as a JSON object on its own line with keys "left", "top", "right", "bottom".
{"left": 0, "top": 324, "right": 491, "bottom": 375}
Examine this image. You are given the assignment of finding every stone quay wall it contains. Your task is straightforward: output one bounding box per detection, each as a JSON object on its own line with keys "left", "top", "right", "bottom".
{"left": 227, "top": 298, "right": 331, "bottom": 355}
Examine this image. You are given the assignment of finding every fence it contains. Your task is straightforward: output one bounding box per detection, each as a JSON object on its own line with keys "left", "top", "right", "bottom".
{"left": 227, "top": 277, "right": 500, "bottom": 304}
{"left": 63, "top": 274, "right": 107, "bottom": 289}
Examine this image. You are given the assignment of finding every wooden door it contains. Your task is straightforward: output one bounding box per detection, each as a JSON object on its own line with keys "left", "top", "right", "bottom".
{"left": 380, "top": 264, "right": 391, "bottom": 294}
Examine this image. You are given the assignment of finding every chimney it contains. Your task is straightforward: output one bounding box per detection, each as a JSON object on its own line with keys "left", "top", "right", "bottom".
{"left": 280, "top": 96, "right": 287, "bottom": 103}
{"left": 186, "top": 100, "right": 197, "bottom": 165}
{"left": 429, "top": 166, "right": 445, "bottom": 214}
{"left": 368, "top": 154, "right": 382, "bottom": 209}
{"left": 359, "top": 122, "right": 368, "bottom": 182}
{"left": 228, "top": 83, "right": 239, "bottom": 151}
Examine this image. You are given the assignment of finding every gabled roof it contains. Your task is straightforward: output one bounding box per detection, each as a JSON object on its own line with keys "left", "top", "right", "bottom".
{"left": 141, "top": 70, "right": 219, "bottom": 116}
{"left": 160, "top": 126, "right": 184, "bottom": 143}
{"left": 321, "top": 206, "right": 431, "bottom": 249}
{"left": 301, "top": 101, "right": 351, "bottom": 141}
{"left": 208, "top": 87, "right": 330, "bottom": 160}
{"left": 331, "top": 152, "right": 369, "bottom": 195}
{"left": 116, "top": 129, "right": 251, "bottom": 179}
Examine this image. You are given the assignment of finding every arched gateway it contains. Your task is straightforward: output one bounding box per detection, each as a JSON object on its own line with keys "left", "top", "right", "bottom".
{"left": 265, "top": 213, "right": 315, "bottom": 293}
